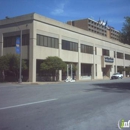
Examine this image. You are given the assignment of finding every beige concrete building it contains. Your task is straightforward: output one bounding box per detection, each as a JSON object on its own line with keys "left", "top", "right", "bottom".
{"left": 0, "top": 13, "right": 130, "bottom": 82}
{"left": 67, "top": 18, "right": 120, "bottom": 41}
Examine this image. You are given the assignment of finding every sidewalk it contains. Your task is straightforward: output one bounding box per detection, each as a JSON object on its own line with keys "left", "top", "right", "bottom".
{"left": 0, "top": 77, "right": 129, "bottom": 85}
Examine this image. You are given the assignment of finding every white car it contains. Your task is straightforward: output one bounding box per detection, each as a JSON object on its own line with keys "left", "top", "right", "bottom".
{"left": 111, "top": 73, "right": 123, "bottom": 79}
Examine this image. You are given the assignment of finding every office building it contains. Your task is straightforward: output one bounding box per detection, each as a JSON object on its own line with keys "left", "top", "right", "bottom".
{"left": 67, "top": 18, "right": 120, "bottom": 41}
{"left": 0, "top": 13, "right": 130, "bottom": 82}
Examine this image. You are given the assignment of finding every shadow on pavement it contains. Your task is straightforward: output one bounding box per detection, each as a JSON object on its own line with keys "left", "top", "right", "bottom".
{"left": 84, "top": 82, "right": 130, "bottom": 93}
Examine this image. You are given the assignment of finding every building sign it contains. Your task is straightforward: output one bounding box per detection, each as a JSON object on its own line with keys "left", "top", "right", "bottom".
{"left": 105, "top": 57, "right": 114, "bottom": 63}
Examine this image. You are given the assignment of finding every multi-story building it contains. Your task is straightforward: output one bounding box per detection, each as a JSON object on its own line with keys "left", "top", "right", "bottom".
{"left": 67, "top": 18, "right": 120, "bottom": 41}
{"left": 0, "top": 13, "right": 130, "bottom": 82}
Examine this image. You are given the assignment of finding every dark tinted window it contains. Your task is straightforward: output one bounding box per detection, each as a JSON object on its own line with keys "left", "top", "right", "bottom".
{"left": 62, "top": 40, "right": 78, "bottom": 52}
{"left": 37, "top": 34, "right": 59, "bottom": 49}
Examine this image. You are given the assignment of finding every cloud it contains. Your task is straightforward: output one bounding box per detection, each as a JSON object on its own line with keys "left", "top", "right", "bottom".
{"left": 51, "top": 2, "right": 66, "bottom": 16}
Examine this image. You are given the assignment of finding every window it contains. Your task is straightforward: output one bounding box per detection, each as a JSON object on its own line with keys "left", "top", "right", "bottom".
{"left": 43, "top": 36, "right": 48, "bottom": 46}
{"left": 48, "top": 37, "right": 52, "bottom": 47}
{"left": 40, "top": 35, "right": 44, "bottom": 46}
{"left": 102, "top": 49, "right": 109, "bottom": 56}
{"left": 125, "top": 54, "right": 130, "bottom": 60}
{"left": 81, "top": 44, "right": 93, "bottom": 54}
{"left": 22, "top": 34, "right": 29, "bottom": 46}
{"left": 3, "top": 34, "right": 29, "bottom": 47}
{"left": 54, "top": 38, "right": 59, "bottom": 48}
{"left": 62, "top": 40, "right": 78, "bottom": 52}
{"left": 81, "top": 64, "right": 91, "bottom": 76}
{"left": 70, "top": 42, "right": 73, "bottom": 51}
{"left": 51, "top": 38, "right": 55, "bottom": 48}
{"left": 37, "top": 34, "right": 59, "bottom": 49}
{"left": 117, "top": 52, "right": 123, "bottom": 59}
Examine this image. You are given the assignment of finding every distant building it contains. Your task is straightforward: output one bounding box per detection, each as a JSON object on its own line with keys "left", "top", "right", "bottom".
{"left": 67, "top": 18, "right": 120, "bottom": 41}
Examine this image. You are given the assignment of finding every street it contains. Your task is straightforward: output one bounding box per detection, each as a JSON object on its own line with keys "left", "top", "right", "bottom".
{"left": 0, "top": 78, "right": 130, "bottom": 130}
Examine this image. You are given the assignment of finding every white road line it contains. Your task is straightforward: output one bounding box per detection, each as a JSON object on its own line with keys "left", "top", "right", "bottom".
{"left": 0, "top": 98, "right": 58, "bottom": 110}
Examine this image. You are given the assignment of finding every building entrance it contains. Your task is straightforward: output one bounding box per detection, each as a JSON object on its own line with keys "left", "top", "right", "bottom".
{"left": 102, "top": 65, "right": 112, "bottom": 78}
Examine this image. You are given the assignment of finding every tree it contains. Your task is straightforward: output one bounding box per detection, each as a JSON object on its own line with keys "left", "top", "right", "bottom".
{"left": 120, "top": 17, "right": 130, "bottom": 45}
{"left": 40, "top": 56, "right": 66, "bottom": 81}
{"left": 0, "top": 54, "right": 27, "bottom": 82}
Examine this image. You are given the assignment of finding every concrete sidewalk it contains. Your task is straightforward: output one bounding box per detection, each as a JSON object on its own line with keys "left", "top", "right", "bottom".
{"left": 0, "top": 77, "right": 129, "bottom": 85}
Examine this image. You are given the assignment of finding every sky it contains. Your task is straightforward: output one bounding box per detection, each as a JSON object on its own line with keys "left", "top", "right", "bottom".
{"left": 0, "top": 0, "right": 130, "bottom": 31}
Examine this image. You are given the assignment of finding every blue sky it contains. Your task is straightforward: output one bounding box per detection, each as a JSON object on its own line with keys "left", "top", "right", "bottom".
{"left": 0, "top": 0, "right": 130, "bottom": 31}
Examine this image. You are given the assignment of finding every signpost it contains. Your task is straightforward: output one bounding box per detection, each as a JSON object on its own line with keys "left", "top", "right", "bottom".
{"left": 16, "top": 31, "right": 22, "bottom": 83}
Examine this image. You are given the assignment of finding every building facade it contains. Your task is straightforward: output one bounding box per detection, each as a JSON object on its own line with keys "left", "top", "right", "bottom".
{"left": 67, "top": 18, "right": 120, "bottom": 41}
{"left": 0, "top": 13, "right": 130, "bottom": 82}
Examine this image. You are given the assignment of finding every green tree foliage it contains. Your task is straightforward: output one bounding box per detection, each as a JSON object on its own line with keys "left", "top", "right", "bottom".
{"left": 120, "top": 17, "right": 130, "bottom": 45}
{"left": 69, "top": 64, "right": 77, "bottom": 72}
{"left": 40, "top": 56, "right": 66, "bottom": 80}
{"left": 0, "top": 54, "right": 27, "bottom": 71}
{"left": 0, "top": 54, "right": 27, "bottom": 82}
{"left": 40, "top": 56, "right": 66, "bottom": 81}
{"left": 0, "top": 54, "right": 10, "bottom": 71}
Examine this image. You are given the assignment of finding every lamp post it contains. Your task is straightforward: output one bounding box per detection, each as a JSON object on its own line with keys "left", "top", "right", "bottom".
{"left": 6, "top": 16, "right": 22, "bottom": 83}
{"left": 19, "top": 29, "right": 22, "bottom": 83}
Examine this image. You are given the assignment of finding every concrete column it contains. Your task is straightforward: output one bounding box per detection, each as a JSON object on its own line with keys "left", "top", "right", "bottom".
{"left": 123, "top": 53, "right": 126, "bottom": 77}
{"left": 0, "top": 33, "right": 3, "bottom": 56}
{"left": 76, "top": 63, "right": 81, "bottom": 80}
{"left": 58, "top": 35, "right": 62, "bottom": 81}
{"left": 59, "top": 70, "right": 62, "bottom": 81}
{"left": 92, "top": 44, "right": 95, "bottom": 79}
{"left": 91, "top": 64, "right": 94, "bottom": 79}
{"left": 29, "top": 22, "right": 36, "bottom": 82}
{"left": 58, "top": 35, "right": 61, "bottom": 58}
{"left": 115, "top": 51, "right": 117, "bottom": 72}
{"left": 76, "top": 40, "right": 81, "bottom": 80}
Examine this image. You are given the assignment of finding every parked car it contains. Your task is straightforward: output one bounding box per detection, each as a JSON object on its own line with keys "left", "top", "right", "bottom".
{"left": 111, "top": 73, "right": 123, "bottom": 79}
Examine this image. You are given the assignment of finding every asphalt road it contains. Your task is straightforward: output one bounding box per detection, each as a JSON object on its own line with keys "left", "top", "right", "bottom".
{"left": 0, "top": 78, "right": 130, "bottom": 130}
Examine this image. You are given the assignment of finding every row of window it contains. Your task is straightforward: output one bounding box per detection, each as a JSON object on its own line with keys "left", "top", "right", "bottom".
{"left": 111, "top": 33, "right": 119, "bottom": 36}
{"left": 110, "top": 29, "right": 119, "bottom": 34}
{"left": 114, "top": 52, "right": 130, "bottom": 60}
{"left": 3, "top": 34, "right": 29, "bottom": 47}
{"left": 81, "top": 44, "right": 93, "bottom": 54}
{"left": 111, "top": 37, "right": 119, "bottom": 41}
{"left": 62, "top": 40, "right": 78, "bottom": 51}
{"left": 37, "top": 34, "right": 59, "bottom": 49}
{"left": 3, "top": 34, "right": 130, "bottom": 61}
{"left": 88, "top": 25, "right": 106, "bottom": 32}
{"left": 88, "top": 20, "right": 107, "bottom": 29}
{"left": 88, "top": 29, "right": 107, "bottom": 36}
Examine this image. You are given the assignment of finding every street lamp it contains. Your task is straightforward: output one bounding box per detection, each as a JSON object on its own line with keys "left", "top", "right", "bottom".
{"left": 19, "top": 29, "right": 22, "bottom": 83}
{"left": 6, "top": 16, "right": 22, "bottom": 83}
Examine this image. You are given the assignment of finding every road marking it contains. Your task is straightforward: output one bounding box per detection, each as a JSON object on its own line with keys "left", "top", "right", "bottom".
{"left": 0, "top": 98, "right": 58, "bottom": 110}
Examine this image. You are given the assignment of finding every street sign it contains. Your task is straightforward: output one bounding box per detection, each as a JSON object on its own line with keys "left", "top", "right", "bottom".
{"left": 16, "top": 37, "right": 20, "bottom": 54}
